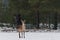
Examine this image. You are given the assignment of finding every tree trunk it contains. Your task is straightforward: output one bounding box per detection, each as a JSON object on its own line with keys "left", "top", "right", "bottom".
{"left": 36, "top": 10, "right": 40, "bottom": 29}
{"left": 53, "top": 12, "right": 57, "bottom": 30}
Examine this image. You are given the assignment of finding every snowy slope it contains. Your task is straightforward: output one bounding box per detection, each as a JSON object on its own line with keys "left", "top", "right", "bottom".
{"left": 0, "top": 32, "right": 60, "bottom": 40}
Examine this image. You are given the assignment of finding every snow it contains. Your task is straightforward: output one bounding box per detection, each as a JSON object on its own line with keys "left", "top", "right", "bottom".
{"left": 0, "top": 32, "right": 60, "bottom": 40}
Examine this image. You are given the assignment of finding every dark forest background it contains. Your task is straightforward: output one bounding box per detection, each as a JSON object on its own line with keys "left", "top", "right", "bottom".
{"left": 0, "top": 0, "right": 60, "bottom": 29}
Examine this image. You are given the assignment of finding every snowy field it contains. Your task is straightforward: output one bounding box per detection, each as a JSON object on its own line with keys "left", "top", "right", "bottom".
{"left": 0, "top": 32, "right": 60, "bottom": 40}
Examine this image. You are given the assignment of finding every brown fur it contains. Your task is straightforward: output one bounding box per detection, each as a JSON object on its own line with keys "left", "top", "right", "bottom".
{"left": 17, "top": 20, "right": 25, "bottom": 32}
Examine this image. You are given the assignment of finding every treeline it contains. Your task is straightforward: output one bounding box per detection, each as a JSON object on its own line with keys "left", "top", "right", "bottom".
{"left": 0, "top": 0, "right": 60, "bottom": 24}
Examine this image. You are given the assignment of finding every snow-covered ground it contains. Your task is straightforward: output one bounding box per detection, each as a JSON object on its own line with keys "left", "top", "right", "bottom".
{"left": 0, "top": 32, "right": 60, "bottom": 40}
